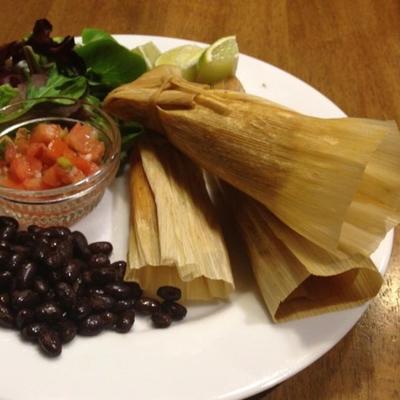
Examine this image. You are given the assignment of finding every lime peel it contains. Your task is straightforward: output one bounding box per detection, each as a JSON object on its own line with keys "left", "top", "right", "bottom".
{"left": 196, "top": 36, "right": 239, "bottom": 84}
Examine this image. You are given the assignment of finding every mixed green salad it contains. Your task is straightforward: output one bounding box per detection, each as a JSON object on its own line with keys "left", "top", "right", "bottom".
{"left": 0, "top": 19, "right": 238, "bottom": 167}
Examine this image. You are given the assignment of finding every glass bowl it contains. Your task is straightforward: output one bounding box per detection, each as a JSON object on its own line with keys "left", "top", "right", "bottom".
{"left": 0, "top": 98, "right": 120, "bottom": 227}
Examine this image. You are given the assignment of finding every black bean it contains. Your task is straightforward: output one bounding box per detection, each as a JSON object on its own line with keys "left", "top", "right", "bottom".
{"left": 35, "top": 302, "right": 63, "bottom": 323}
{"left": 89, "top": 294, "right": 115, "bottom": 312}
{"left": 157, "top": 286, "right": 182, "bottom": 302}
{"left": 11, "top": 290, "right": 40, "bottom": 310}
{"left": 55, "top": 282, "right": 76, "bottom": 309}
{"left": 89, "top": 253, "right": 110, "bottom": 269}
{"left": 161, "top": 301, "right": 187, "bottom": 321}
{"left": 32, "top": 243, "right": 50, "bottom": 263}
{"left": 27, "top": 225, "right": 43, "bottom": 235}
{"left": 114, "top": 310, "right": 135, "bottom": 333}
{"left": 112, "top": 261, "right": 126, "bottom": 281}
{"left": 62, "top": 259, "right": 83, "bottom": 283}
{"left": 134, "top": 297, "right": 160, "bottom": 315}
{"left": 112, "top": 299, "right": 135, "bottom": 312}
{"left": 43, "top": 288, "right": 56, "bottom": 301}
{"left": 41, "top": 227, "right": 71, "bottom": 239}
{"left": 79, "top": 314, "right": 105, "bottom": 336}
{"left": 0, "top": 303, "right": 14, "bottom": 328}
{"left": 100, "top": 311, "right": 116, "bottom": 329}
{"left": 126, "top": 282, "right": 143, "bottom": 300}
{"left": 82, "top": 271, "right": 93, "bottom": 285}
{"left": 21, "top": 322, "right": 46, "bottom": 342}
{"left": 0, "top": 216, "right": 18, "bottom": 230}
{"left": 15, "top": 309, "right": 35, "bottom": 329}
{"left": 89, "top": 242, "right": 113, "bottom": 255}
{"left": 72, "top": 277, "right": 84, "bottom": 296}
{"left": 151, "top": 312, "right": 172, "bottom": 328}
{"left": 0, "top": 292, "right": 10, "bottom": 306}
{"left": 0, "top": 271, "right": 12, "bottom": 290}
{"left": 57, "top": 238, "right": 74, "bottom": 260}
{"left": 104, "top": 282, "right": 132, "bottom": 300}
{"left": 45, "top": 251, "right": 65, "bottom": 270}
{"left": 0, "top": 249, "right": 10, "bottom": 269}
{"left": 48, "top": 238, "right": 61, "bottom": 249}
{"left": 8, "top": 277, "right": 16, "bottom": 292}
{"left": 16, "top": 261, "right": 37, "bottom": 289}
{"left": 7, "top": 253, "right": 26, "bottom": 273}
{"left": 91, "top": 267, "right": 116, "bottom": 285}
{"left": 0, "top": 225, "right": 16, "bottom": 241}
{"left": 0, "top": 216, "right": 189, "bottom": 357}
{"left": 72, "top": 298, "right": 92, "bottom": 321}
{"left": 86, "top": 287, "right": 105, "bottom": 296}
{"left": 37, "top": 236, "right": 51, "bottom": 247}
{"left": 14, "top": 231, "right": 35, "bottom": 247}
{"left": 38, "top": 328, "right": 62, "bottom": 357}
{"left": 56, "top": 320, "right": 77, "bottom": 344}
{"left": 71, "top": 231, "right": 91, "bottom": 260}
{"left": 48, "top": 270, "right": 63, "bottom": 284}
{"left": 10, "top": 245, "right": 31, "bottom": 257}
{"left": 0, "top": 240, "right": 9, "bottom": 251}
{"left": 33, "top": 277, "right": 49, "bottom": 297}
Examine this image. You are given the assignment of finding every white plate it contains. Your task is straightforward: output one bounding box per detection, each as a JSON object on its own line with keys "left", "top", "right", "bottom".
{"left": 0, "top": 35, "right": 393, "bottom": 400}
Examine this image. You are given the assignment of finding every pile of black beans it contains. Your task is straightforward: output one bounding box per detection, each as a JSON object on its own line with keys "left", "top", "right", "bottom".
{"left": 0, "top": 216, "right": 187, "bottom": 357}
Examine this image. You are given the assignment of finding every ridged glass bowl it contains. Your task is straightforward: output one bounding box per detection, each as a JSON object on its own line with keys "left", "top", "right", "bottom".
{"left": 0, "top": 98, "right": 120, "bottom": 227}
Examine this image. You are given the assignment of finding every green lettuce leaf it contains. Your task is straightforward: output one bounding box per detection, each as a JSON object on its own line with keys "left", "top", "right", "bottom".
{"left": 76, "top": 38, "right": 147, "bottom": 88}
{"left": 0, "top": 84, "right": 19, "bottom": 108}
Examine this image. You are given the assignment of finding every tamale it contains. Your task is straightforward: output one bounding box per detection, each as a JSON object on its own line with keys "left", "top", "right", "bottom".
{"left": 103, "top": 66, "right": 396, "bottom": 253}
{"left": 126, "top": 135, "right": 234, "bottom": 300}
{"left": 214, "top": 77, "right": 400, "bottom": 257}
{"left": 223, "top": 186, "right": 383, "bottom": 322}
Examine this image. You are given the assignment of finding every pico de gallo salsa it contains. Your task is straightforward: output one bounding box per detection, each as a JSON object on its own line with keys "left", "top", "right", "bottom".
{"left": 0, "top": 122, "right": 105, "bottom": 190}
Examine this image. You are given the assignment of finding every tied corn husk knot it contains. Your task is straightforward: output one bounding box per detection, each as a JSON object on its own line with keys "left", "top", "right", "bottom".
{"left": 104, "top": 65, "right": 400, "bottom": 255}
{"left": 107, "top": 65, "right": 230, "bottom": 133}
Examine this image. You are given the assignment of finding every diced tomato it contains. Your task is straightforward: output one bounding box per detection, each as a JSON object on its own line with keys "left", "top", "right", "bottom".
{"left": 42, "top": 165, "right": 62, "bottom": 188}
{"left": 66, "top": 123, "right": 99, "bottom": 154}
{"left": 9, "top": 156, "right": 33, "bottom": 182}
{"left": 5, "top": 144, "right": 16, "bottom": 163}
{"left": 15, "top": 128, "right": 30, "bottom": 153}
{"left": 56, "top": 165, "right": 86, "bottom": 185}
{"left": 83, "top": 141, "right": 105, "bottom": 163}
{"left": 70, "top": 156, "right": 99, "bottom": 176}
{"left": 45, "top": 138, "right": 77, "bottom": 164}
{"left": 0, "top": 176, "right": 24, "bottom": 189}
{"left": 23, "top": 177, "right": 45, "bottom": 190}
{"left": 45, "top": 138, "right": 69, "bottom": 162}
{"left": 26, "top": 142, "right": 46, "bottom": 159}
{"left": 27, "top": 155, "right": 42, "bottom": 174}
{"left": 31, "top": 123, "right": 62, "bottom": 144}
{"left": 1, "top": 122, "right": 103, "bottom": 191}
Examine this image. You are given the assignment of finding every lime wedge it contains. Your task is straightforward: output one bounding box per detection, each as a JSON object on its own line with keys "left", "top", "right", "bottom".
{"left": 132, "top": 41, "right": 161, "bottom": 69}
{"left": 155, "top": 45, "right": 204, "bottom": 81}
{"left": 196, "top": 36, "right": 239, "bottom": 84}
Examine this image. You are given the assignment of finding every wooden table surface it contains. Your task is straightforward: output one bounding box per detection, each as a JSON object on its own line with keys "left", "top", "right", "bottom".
{"left": 1, "top": 1, "right": 399, "bottom": 399}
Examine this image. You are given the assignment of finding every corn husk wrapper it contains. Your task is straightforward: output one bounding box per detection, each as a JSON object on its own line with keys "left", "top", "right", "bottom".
{"left": 126, "top": 135, "right": 234, "bottom": 300}
{"left": 339, "top": 121, "right": 400, "bottom": 255}
{"left": 103, "top": 66, "right": 397, "bottom": 254}
{"left": 213, "top": 77, "right": 400, "bottom": 258}
{"left": 223, "top": 185, "right": 383, "bottom": 322}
